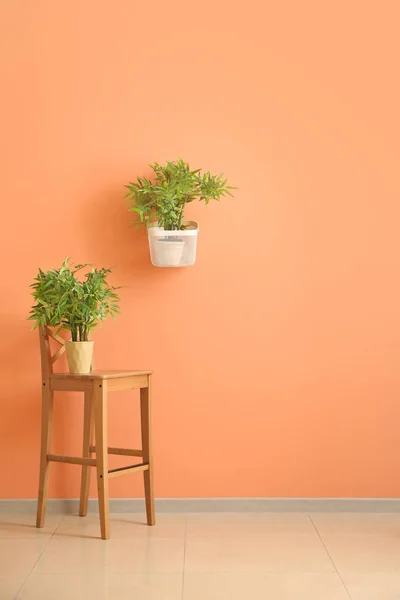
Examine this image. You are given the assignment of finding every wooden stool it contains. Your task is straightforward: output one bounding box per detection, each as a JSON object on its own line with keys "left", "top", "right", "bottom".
{"left": 36, "top": 326, "right": 155, "bottom": 539}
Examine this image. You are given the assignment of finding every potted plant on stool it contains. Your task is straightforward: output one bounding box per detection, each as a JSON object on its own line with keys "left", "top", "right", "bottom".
{"left": 125, "top": 159, "right": 235, "bottom": 267}
{"left": 29, "top": 258, "right": 120, "bottom": 374}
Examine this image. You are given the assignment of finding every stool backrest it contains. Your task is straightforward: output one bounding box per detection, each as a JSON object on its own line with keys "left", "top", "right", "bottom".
{"left": 39, "top": 326, "right": 68, "bottom": 380}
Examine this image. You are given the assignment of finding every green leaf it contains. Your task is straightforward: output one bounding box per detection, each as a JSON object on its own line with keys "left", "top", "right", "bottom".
{"left": 124, "top": 159, "right": 235, "bottom": 229}
{"left": 28, "top": 258, "right": 121, "bottom": 334}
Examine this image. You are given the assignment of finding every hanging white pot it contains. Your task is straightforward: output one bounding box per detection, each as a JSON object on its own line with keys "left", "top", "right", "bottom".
{"left": 65, "top": 341, "right": 94, "bottom": 374}
{"left": 147, "top": 221, "right": 199, "bottom": 267}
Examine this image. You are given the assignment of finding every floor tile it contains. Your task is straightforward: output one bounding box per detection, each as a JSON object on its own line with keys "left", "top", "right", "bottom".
{"left": 0, "top": 514, "right": 62, "bottom": 539}
{"left": 184, "top": 535, "right": 334, "bottom": 573}
{"left": 183, "top": 573, "right": 349, "bottom": 600}
{"left": 17, "top": 573, "right": 183, "bottom": 600}
{"left": 3, "top": 511, "right": 400, "bottom": 600}
{"left": 341, "top": 573, "right": 400, "bottom": 599}
{"left": 0, "top": 539, "right": 48, "bottom": 575}
{"left": 35, "top": 536, "right": 185, "bottom": 573}
{"left": 323, "top": 535, "right": 400, "bottom": 573}
{"left": 55, "top": 513, "right": 186, "bottom": 539}
{"left": 0, "top": 576, "right": 25, "bottom": 600}
{"left": 311, "top": 513, "right": 400, "bottom": 537}
{"left": 186, "top": 512, "right": 314, "bottom": 537}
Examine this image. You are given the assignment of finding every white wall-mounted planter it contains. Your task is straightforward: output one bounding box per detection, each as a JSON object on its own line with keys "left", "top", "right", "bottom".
{"left": 147, "top": 221, "right": 199, "bottom": 267}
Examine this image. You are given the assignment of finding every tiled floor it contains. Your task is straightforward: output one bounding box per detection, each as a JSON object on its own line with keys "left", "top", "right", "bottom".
{"left": 1, "top": 512, "right": 400, "bottom": 599}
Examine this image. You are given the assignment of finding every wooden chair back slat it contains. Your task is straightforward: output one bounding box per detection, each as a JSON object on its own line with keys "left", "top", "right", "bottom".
{"left": 47, "top": 330, "right": 65, "bottom": 346}
{"left": 39, "top": 326, "right": 95, "bottom": 377}
{"left": 51, "top": 345, "right": 66, "bottom": 364}
{"left": 39, "top": 326, "right": 68, "bottom": 379}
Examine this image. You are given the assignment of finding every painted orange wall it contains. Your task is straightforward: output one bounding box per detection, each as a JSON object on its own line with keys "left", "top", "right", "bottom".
{"left": 1, "top": 0, "right": 400, "bottom": 500}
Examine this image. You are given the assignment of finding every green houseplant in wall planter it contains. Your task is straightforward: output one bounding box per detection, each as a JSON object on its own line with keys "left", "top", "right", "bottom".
{"left": 29, "top": 258, "right": 120, "bottom": 374}
{"left": 125, "top": 159, "right": 235, "bottom": 267}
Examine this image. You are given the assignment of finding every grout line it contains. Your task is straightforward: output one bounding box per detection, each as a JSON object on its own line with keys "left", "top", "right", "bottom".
{"left": 308, "top": 514, "right": 352, "bottom": 600}
{"left": 181, "top": 514, "right": 188, "bottom": 600}
{"left": 12, "top": 514, "right": 64, "bottom": 600}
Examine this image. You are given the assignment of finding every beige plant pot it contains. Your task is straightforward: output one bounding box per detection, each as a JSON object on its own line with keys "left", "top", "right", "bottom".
{"left": 65, "top": 341, "right": 94, "bottom": 374}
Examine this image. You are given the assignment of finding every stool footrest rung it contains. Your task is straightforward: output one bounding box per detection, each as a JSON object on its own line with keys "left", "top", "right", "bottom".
{"left": 47, "top": 454, "right": 148, "bottom": 475}
{"left": 106, "top": 463, "right": 149, "bottom": 479}
{"left": 47, "top": 454, "right": 96, "bottom": 466}
{"left": 90, "top": 446, "right": 143, "bottom": 458}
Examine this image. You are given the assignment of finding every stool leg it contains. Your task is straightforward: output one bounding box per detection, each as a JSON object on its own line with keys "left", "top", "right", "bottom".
{"left": 79, "top": 390, "right": 94, "bottom": 517}
{"left": 36, "top": 381, "right": 54, "bottom": 528}
{"left": 140, "top": 375, "right": 155, "bottom": 526}
{"left": 94, "top": 381, "right": 110, "bottom": 539}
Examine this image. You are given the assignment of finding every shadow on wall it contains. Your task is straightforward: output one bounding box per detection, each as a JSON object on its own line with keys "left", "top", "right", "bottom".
{"left": 81, "top": 183, "right": 186, "bottom": 284}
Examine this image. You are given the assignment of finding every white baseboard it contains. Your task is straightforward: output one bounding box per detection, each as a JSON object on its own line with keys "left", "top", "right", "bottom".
{"left": 1, "top": 497, "right": 400, "bottom": 514}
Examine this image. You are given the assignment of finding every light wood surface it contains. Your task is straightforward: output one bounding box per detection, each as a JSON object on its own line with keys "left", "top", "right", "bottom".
{"left": 39, "top": 328, "right": 52, "bottom": 380}
{"left": 51, "top": 369, "right": 152, "bottom": 380}
{"left": 44, "top": 327, "right": 66, "bottom": 346}
{"left": 94, "top": 381, "right": 110, "bottom": 540}
{"left": 107, "top": 463, "right": 149, "bottom": 479}
{"left": 141, "top": 374, "right": 155, "bottom": 526}
{"left": 89, "top": 446, "right": 144, "bottom": 457}
{"left": 107, "top": 375, "right": 148, "bottom": 391}
{"left": 36, "top": 327, "right": 155, "bottom": 540}
{"left": 79, "top": 390, "right": 95, "bottom": 517}
{"left": 36, "top": 381, "right": 54, "bottom": 528}
{"left": 50, "top": 344, "right": 66, "bottom": 364}
{"left": 47, "top": 454, "right": 96, "bottom": 466}
{"left": 50, "top": 379, "right": 93, "bottom": 392}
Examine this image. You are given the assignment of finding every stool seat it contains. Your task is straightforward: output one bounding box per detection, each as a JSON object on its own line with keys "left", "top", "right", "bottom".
{"left": 51, "top": 369, "right": 152, "bottom": 380}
